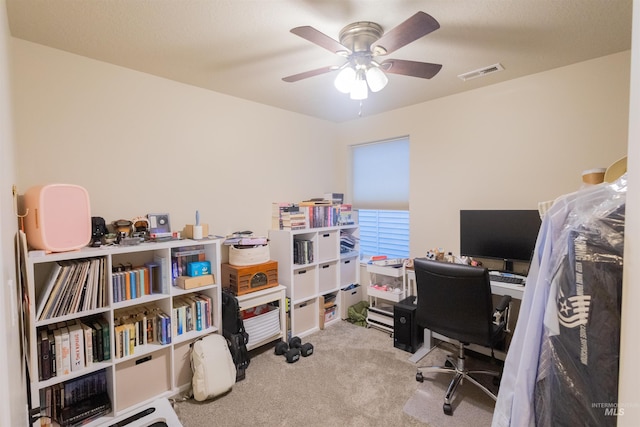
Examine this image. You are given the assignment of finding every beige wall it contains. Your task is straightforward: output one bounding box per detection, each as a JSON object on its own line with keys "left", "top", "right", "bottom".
{"left": 11, "top": 39, "right": 630, "bottom": 254}
{"left": 0, "top": 0, "right": 25, "bottom": 425}
{"left": 337, "top": 51, "right": 630, "bottom": 259}
{"left": 11, "top": 39, "right": 342, "bottom": 239}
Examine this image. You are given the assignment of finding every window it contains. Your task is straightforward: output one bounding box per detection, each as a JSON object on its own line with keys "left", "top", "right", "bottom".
{"left": 351, "top": 137, "right": 410, "bottom": 259}
{"left": 358, "top": 209, "right": 410, "bottom": 259}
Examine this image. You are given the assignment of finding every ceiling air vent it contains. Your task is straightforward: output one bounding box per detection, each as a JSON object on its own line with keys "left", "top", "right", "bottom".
{"left": 458, "top": 63, "right": 504, "bottom": 81}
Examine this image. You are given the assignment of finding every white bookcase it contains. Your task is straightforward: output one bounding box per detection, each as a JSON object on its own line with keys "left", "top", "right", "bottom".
{"left": 268, "top": 225, "right": 359, "bottom": 337}
{"left": 23, "top": 237, "right": 222, "bottom": 426}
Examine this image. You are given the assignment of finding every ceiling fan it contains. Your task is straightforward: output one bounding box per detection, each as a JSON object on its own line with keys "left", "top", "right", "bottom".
{"left": 282, "top": 11, "right": 442, "bottom": 100}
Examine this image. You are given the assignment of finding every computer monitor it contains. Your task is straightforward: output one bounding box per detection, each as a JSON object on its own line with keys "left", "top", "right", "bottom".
{"left": 460, "top": 210, "right": 541, "bottom": 272}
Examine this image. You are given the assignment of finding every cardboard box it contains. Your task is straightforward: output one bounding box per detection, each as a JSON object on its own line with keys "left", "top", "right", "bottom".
{"left": 183, "top": 224, "right": 209, "bottom": 239}
{"left": 324, "top": 305, "right": 337, "bottom": 323}
{"left": 176, "top": 274, "right": 215, "bottom": 290}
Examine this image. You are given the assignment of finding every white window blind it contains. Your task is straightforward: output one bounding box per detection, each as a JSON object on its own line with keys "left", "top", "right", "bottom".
{"left": 352, "top": 138, "right": 409, "bottom": 210}
{"left": 358, "top": 209, "right": 410, "bottom": 259}
{"left": 352, "top": 137, "right": 410, "bottom": 259}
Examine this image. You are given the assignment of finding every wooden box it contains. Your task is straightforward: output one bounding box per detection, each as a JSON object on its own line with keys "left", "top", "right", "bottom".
{"left": 176, "top": 274, "right": 215, "bottom": 290}
{"left": 221, "top": 261, "right": 278, "bottom": 296}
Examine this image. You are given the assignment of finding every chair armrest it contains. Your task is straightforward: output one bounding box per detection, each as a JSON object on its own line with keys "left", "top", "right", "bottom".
{"left": 495, "top": 295, "right": 512, "bottom": 312}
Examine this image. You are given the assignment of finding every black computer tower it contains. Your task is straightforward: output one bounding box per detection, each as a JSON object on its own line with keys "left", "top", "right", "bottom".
{"left": 393, "top": 296, "right": 423, "bottom": 353}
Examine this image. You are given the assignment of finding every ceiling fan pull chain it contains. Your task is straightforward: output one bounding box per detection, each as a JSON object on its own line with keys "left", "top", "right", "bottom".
{"left": 358, "top": 100, "right": 363, "bottom": 117}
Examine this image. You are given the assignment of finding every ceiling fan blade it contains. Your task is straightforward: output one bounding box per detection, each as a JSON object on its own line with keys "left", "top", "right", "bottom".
{"left": 290, "top": 26, "right": 351, "bottom": 55}
{"left": 282, "top": 65, "right": 337, "bottom": 82}
{"left": 372, "top": 12, "right": 440, "bottom": 56}
{"left": 380, "top": 59, "right": 442, "bottom": 79}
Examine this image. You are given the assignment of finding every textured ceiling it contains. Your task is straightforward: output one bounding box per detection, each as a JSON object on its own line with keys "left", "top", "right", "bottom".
{"left": 6, "top": 0, "right": 633, "bottom": 122}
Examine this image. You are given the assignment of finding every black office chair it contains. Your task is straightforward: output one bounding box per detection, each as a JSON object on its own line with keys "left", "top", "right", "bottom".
{"left": 413, "top": 258, "right": 511, "bottom": 416}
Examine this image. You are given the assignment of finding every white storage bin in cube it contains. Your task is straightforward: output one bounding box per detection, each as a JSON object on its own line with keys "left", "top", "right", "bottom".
{"left": 317, "top": 230, "right": 338, "bottom": 262}
{"left": 340, "top": 284, "right": 362, "bottom": 320}
{"left": 340, "top": 257, "right": 358, "bottom": 286}
{"left": 293, "top": 299, "right": 317, "bottom": 335}
{"left": 318, "top": 261, "right": 338, "bottom": 293}
{"left": 293, "top": 266, "right": 316, "bottom": 300}
{"left": 244, "top": 305, "right": 280, "bottom": 348}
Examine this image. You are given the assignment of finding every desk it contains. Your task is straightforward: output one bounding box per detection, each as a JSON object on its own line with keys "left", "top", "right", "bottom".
{"left": 406, "top": 269, "right": 524, "bottom": 363}
{"left": 406, "top": 269, "right": 525, "bottom": 301}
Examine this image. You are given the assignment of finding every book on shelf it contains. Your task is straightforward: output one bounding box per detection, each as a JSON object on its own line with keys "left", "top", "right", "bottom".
{"left": 40, "top": 263, "right": 72, "bottom": 320}
{"left": 58, "top": 326, "right": 71, "bottom": 376}
{"left": 157, "top": 312, "right": 171, "bottom": 345}
{"left": 91, "top": 321, "right": 104, "bottom": 362}
{"left": 47, "top": 370, "right": 111, "bottom": 427}
{"left": 67, "top": 322, "right": 85, "bottom": 372}
{"left": 53, "top": 328, "right": 64, "bottom": 377}
{"left": 39, "top": 329, "right": 52, "bottom": 381}
{"left": 300, "top": 198, "right": 332, "bottom": 206}
{"left": 39, "top": 258, "right": 107, "bottom": 320}
{"left": 96, "top": 317, "right": 110, "bottom": 361}
{"left": 57, "top": 394, "right": 111, "bottom": 427}
{"left": 293, "top": 239, "right": 314, "bottom": 265}
{"left": 39, "top": 318, "right": 114, "bottom": 380}
{"left": 47, "top": 329, "right": 56, "bottom": 378}
{"left": 324, "top": 192, "right": 344, "bottom": 204}
{"left": 36, "top": 263, "right": 63, "bottom": 320}
{"left": 80, "top": 322, "right": 94, "bottom": 368}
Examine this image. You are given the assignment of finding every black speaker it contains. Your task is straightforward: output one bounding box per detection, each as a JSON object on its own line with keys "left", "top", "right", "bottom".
{"left": 394, "top": 296, "right": 423, "bottom": 353}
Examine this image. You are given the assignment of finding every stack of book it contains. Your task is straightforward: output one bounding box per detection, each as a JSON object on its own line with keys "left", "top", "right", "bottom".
{"left": 36, "top": 258, "right": 107, "bottom": 321}
{"left": 111, "top": 262, "right": 164, "bottom": 303}
{"left": 272, "top": 202, "right": 307, "bottom": 230}
{"left": 37, "top": 316, "right": 110, "bottom": 382}
{"left": 39, "top": 370, "right": 111, "bottom": 427}
{"left": 293, "top": 239, "right": 314, "bottom": 265}
{"left": 272, "top": 199, "right": 355, "bottom": 230}
{"left": 112, "top": 303, "right": 177, "bottom": 358}
{"left": 171, "top": 293, "right": 214, "bottom": 338}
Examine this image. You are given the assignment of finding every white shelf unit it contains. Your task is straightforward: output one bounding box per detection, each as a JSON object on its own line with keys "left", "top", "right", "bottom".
{"left": 268, "top": 225, "right": 360, "bottom": 338}
{"left": 366, "top": 263, "right": 407, "bottom": 334}
{"left": 24, "top": 238, "right": 222, "bottom": 427}
{"left": 237, "top": 285, "right": 287, "bottom": 351}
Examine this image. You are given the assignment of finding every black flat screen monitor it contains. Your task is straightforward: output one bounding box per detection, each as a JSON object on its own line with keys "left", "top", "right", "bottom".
{"left": 460, "top": 210, "right": 541, "bottom": 271}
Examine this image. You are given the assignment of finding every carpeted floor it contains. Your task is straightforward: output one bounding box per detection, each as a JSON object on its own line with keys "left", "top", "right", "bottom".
{"left": 173, "top": 321, "right": 499, "bottom": 426}
{"left": 403, "top": 347, "right": 499, "bottom": 426}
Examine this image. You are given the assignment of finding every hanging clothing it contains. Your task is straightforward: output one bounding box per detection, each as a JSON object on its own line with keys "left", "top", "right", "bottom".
{"left": 492, "top": 176, "right": 626, "bottom": 427}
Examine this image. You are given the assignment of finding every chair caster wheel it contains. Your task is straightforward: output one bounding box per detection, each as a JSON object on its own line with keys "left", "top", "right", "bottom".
{"left": 415, "top": 372, "right": 424, "bottom": 383}
{"left": 443, "top": 403, "right": 453, "bottom": 416}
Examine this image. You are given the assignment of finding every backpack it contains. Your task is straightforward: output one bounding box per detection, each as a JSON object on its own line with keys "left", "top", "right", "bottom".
{"left": 221, "top": 289, "right": 250, "bottom": 381}
{"left": 191, "top": 333, "right": 236, "bottom": 401}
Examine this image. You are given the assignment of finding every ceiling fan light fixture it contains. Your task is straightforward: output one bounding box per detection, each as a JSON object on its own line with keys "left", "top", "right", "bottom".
{"left": 350, "top": 71, "right": 368, "bottom": 100}
{"left": 334, "top": 66, "right": 356, "bottom": 93}
{"left": 366, "top": 66, "right": 388, "bottom": 92}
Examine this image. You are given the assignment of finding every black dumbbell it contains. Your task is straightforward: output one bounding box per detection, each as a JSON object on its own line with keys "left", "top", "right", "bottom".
{"left": 288, "top": 336, "right": 313, "bottom": 357}
{"left": 288, "top": 336, "right": 301, "bottom": 348}
{"left": 274, "top": 341, "right": 300, "bottom": 363}
{"left": 299, "top": 342, "right": 314, "bottom": 357}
